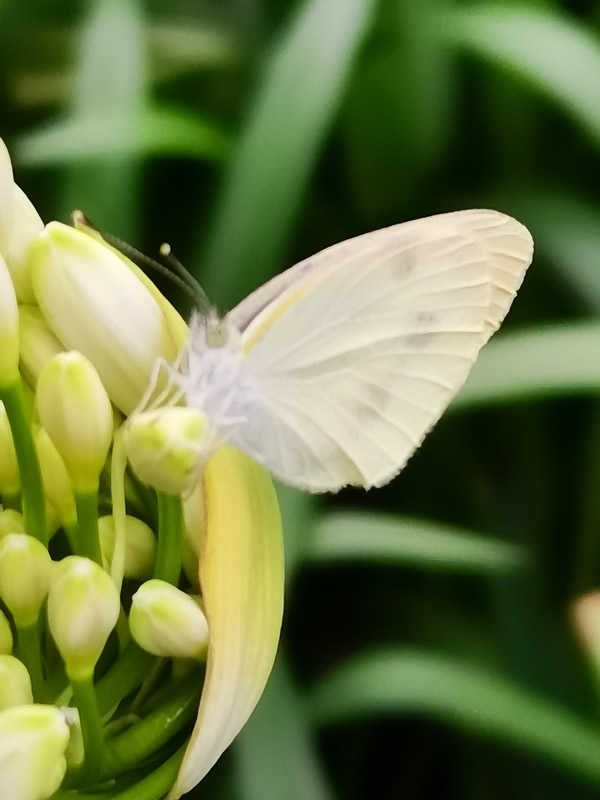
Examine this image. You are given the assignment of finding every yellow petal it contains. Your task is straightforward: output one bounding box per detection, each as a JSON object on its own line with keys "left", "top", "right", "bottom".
{"left": 170, "top": 447, "right": 284, "bottom": 797}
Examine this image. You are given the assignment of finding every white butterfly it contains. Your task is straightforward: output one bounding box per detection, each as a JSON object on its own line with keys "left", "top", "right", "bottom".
{"left": 163, "top": 209, "right": 533, "bottom": 492}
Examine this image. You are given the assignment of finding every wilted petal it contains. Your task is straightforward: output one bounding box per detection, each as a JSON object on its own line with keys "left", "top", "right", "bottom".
{"left": 170, "top": 447, "right": 284, "bottom": 797}
{"left": 31, "top": 222, "right": 188, "bottom": 414}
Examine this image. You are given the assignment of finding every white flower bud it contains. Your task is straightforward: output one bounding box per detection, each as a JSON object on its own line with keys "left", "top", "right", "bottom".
{"left": 6, "top": 187, "right": 43, "bottom": 304}
{"left": 47, "top": 556, "right": 120, "bottom": 680}
{"left": 0, "top": 610, "right": 13, "bottom": 654}
{"left": 0, "top": 403, "right": 19, "bottom": 495}
{"left": 0, "top": 655, "right": 33, "bottom": 709}
{"left": 130, "top": 579, "right": 209, "bottom": 660}
{"left": 36, "top": 352, "right": 113, "bottom": 492}
{"left": 0, "top": 703, "right": 69, "bottom": 800}
{"left": 0, "top": 509, "right": 26, "bottom": 539}
{"left": 31, "top": 222, "right": 186, "bottom": 414}
{"left": 19, "top": 306, "right": 64, "bottom": 388}
{"left": 0, "top": 253, "right": 19, "bottom": 388}
{"left": 98, "top": 514, "right": 156, "bottom": 580}
{"left": 0, "top": 139, "right": 13, "bottom": 254}
{"left": 125, "top": 407, "right": 207, "bottom": 495}
{"left": 34, "top": 428, "right": 76, "bottom": 529}
{"left": 0, "top": 535, "right": 53, "bottom": 627}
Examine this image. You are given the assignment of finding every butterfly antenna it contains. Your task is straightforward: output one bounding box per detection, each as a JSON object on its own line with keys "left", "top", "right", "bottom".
{"left": 71, "top": 210, "right": 211, "bottom": 309}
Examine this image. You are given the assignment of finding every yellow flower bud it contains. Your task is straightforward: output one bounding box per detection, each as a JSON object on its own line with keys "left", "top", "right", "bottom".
{"left": 0, "top": 703, "right": 69, "bottom": 800}
{"left": 34, "top": 428, "right": 76, "bottom": 529}
{"left": 0, "top": 655, "right": 33, "bottom": 709}
{"left": 19, "top": 306, "right": 64, "bottom": 388}
{"left": 129, "top": 580, "right": 209, "bottom": 659}
{"left": 47, "top": 556, "right": 120, "bottom": 680}
{"left": 0, "top": 609, "right": 13, "bottom": 654}
{"left": 124, "top": 407, "right": 208, "bottom": 495}
{"left": 0, "top": 509, "right": 25, "bottom": 539}
{"left": 0, "top": 534, "right": 53, "bottom": 627}
{"left": 0, "top": 253, "right": 20, "bottom": 388}
{"left": 31, "top": 222, "right": 186, "bottom": 414}
{"left": 98, "top": 514, "right": 155, "bottom": 580}
{"left": 36, "top": 352, "right": 113, "bottom": 492}
{"left": 0, "top": 402, "right": 19, "bottom": 496}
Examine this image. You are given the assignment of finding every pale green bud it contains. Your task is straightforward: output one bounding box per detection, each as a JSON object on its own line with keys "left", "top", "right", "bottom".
{"left": 0, "top": 703, "right": 69, "bottom": 800}
{"left": 0, "top": 509, "right": 26, "bottom": 539}
{"left": 47, "top": 556, "right": 120, "bottom": 680}
{"left": 6, "top": 187, "right": 44, "bottom": 304}
{"left": 0, "top": 609, "right": 13, "bottom": 654}
{"left": 60, "top": 706, "right": 83, "bottom": 768}
{"left": 0, "top": 253, "right": 20, "bottom": 388}
{"left": 0, "top": 140, "right": 13, "bottom": 253}
{"left": 0, "top": 534, "right": 53, "bottom": 626}
{"left": 0, "top": 403, "right": 19, "bottom": 495}
{"left": 34, "top": 428, "right": 76, "bottom": 529}
{"left": 19, "top": 306, "right": 64, "bottom": 388}
{"left": 130, "top": 579, "right": 209, "bottom": 659}
{"left": 31, "top": 221, "right": 185, "bottom": 415}
{"left": 36, "top": 352, "right": 113, "bottom": 492}
{"left": 0, "top": 655, "right": 33, "bottom": 709}
{"left": 98, "top": 514, "right": 155, "bottom": 580}
{"left": 125, "top": 407, "right": 207, "bottom": 495}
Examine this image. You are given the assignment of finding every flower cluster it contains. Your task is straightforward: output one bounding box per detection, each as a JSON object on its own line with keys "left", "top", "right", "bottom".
{"left": 0, "top": 140, "right": 284, "bottom": 800}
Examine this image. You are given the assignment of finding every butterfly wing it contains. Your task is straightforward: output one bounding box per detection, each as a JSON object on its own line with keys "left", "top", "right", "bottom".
{"left": 226, "top": 209, "right": 533, "bottom": 492}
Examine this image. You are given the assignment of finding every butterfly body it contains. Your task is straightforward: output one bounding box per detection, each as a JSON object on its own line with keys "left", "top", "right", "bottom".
{"left": 172, "top": 210, "right": 533, "bottom": 493}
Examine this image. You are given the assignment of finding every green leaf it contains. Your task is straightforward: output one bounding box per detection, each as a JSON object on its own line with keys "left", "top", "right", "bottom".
{"left": 444, "top": 5, "right": 600, "bottom": 146}
{"left": 309, "top": 512, "right": 526, "bottom": 573}
{"left": 235, "top": 659, "right": 333, "bottom": 800}
{"left": 14, "top": 106, "right": 228, "bottom": 164}
{"left": 202, "top": 0, "right": 377, "bottom": 308}
{"left": 311, "top": 649, "right": 600, "bottom": 785}
{"left": 454, "top": 322, "right": 600, "bottom": 410}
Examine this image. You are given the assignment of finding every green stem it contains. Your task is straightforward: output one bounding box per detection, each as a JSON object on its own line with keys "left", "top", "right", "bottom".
{"left": 154, "top": 492, "right": 184, "bottom": 584}
{"left": 70, "top": 672, "right": 106, "bottom": 783}
{"left": 109, "top": 741, "right": 187, "bottom": 800}
{"left": 1, "top": 489, "right": 21, "bottom": 510}
{"left": 16, "top": 618, "right": 45, "bottom": 700}
{"left": 103, "top": 670, "right": 201, "bottom": 777}
{"left": 95, "top": 640, "right": 154, "bottom": 716}
{"left": 74, "top": 487, "right": 102, "bottom": 563}
{"left": 0, "top": 381, "right": 46, "bottom": 543}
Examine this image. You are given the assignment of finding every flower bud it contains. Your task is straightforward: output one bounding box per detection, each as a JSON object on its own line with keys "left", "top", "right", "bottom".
{"left": 0, "top": 609, "right": 13, "bottom": 654}
{"left": 0, "top": 139, "right": 13, "bottom": 253}
{"left": 19, "top": 306, "right": 64, "bottom": 388}
{"left": 0, "top": 703, "right": 69, "bottom": 800}
{"left": 34, "top": 428, "right": 76, "bottom": 529}
{"left": 47, "top": 556, "right": 120, "bottom": 680}
{"left": 31, "top": 222, "right": 186, "bottom": 414}
{"left": 0, "top": 655, "right": 33, "bottom": 709}
{"left": 60, "top": 706, "right": 83, "bottom": 768}
{"left": 0, "top": 403, "right": 19, "bottom": 496}
{"left": 6, "top": 187, "right": 44, "bottom": 304}
{"left": 98, "top": 514, "right": 155, "bottom": 580}
{"left": 0, "top": 253, "right": 19, "bottom": 388}
{"left": 125, "top": 407, "right": 207, "bottom": 495}
{"left": 129, "top": 579, "right": 209, "bottom": 659}
{"left": 0, "top": 509, "right": 26, "bottom": 539}
{"left": 0, "top": 535, "right": 52, "bottom": 627}
{"left": 36, "top": 352, "right": 113, "bottom": 492}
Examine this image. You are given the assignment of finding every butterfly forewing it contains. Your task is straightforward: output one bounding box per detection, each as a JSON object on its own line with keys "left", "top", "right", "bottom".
{"left": 223, "top": 210, "right": 532, "bottom": 492}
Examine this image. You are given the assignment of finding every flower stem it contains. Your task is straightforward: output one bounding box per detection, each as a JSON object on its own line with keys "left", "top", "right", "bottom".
{"left": 74, "top": 487, "right": 102, "bottom": 564}
{"left": 95, "top": 640, "right": 154, "bottom": 716}
{"left": 154, "top": 492, "right": 184, "bottom": 584}
{"left": 109, "top": 741, "right": 187, "bottom": 800}
{"left": 16, "top": 617, "right": 45, "bottom": 700}
{"left": 0, "top": 380, "right": 46, "bottom": 543}
{"left": 70, "top": 672, "right": 105, "bottom": 783}
{"left": 2, "top": 489, "right": 20, "bottom": 510}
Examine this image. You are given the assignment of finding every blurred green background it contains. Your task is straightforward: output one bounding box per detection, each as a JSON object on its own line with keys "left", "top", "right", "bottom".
{"left": 6, "top": 0, "right": 600, "bottom": 797}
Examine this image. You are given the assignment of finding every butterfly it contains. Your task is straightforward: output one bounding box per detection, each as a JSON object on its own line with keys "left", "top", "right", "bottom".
{"left": 144, "top": 209, "right": 533, "bottom": 493}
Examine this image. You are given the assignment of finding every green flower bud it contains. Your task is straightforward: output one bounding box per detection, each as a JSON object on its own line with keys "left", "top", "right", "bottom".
{"left": 0, "top": 253, "right": 19, "bottom": 388}
{"left": 31, "top": 221, "right": 186, "bottom": 415}
{"left": 60, "top": 706, "right": 83, "bottom": 768}
{"left": 19, "top": 306, "right": 64, "bottom": 388}
{"left": 0, "top": 509, "right": 26, "bottom": 539}
{"left": 34, "top": 428, "right": 76, "bottom": 529}
{"left": 36, "top": 352, "right": 113, "bottom": 492}
{"left": 0, "top": 655, "right": 33, "bottom": 709}
{"left": 98, "top": 514, "right": 156, "bottom": 580}
{"left": 0, "top": 534, "right": 53, "bottom": 626}
{"left": 130, "top": 579, "right": 209, "bottom": 660}
{"left": 0, "top": 703, "right": 69, "bottom": 800}
{"left": 0, "top": 401, "right": 19, "bottom": 495}
{"left": 6, "top": 187, "right": 44, "bottom": 304}
{"left": 0, "top": 609, "right": 13, "bottom": 654}
{"left": 47, "top": 556, "right": 120, "bottom": 680}
{"left": 125, "top": 407, "right": 207, "bottom": 495}
{"left": 0, "top": 139, "right": 13, "bottom": 254}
